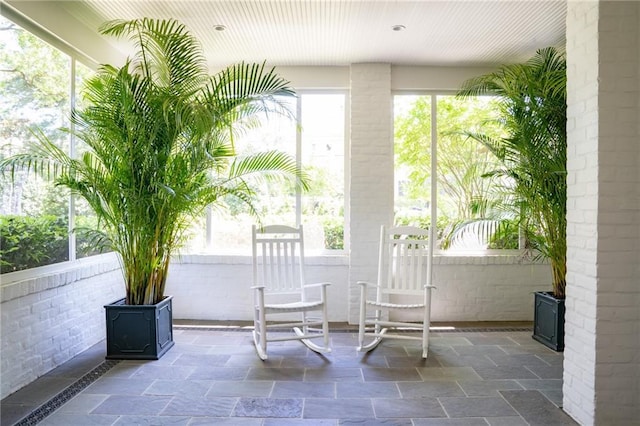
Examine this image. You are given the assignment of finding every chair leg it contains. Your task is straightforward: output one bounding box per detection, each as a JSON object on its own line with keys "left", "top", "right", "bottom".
{"left": 357, "top": 286, "right": 367, "bottom": 351}
{"left": 253, "top": 290, "right": 268, "bottom": 360}
{"left": 322, "top": 300, "right": 330, "bottom": 350}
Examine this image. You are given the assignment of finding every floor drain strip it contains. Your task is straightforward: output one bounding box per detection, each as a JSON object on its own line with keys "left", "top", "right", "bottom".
{"left": 14, "top": 359, "right": 120, "bottom": 426}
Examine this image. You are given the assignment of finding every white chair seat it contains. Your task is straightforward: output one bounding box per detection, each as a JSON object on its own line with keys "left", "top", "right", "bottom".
{"left": 264, "top": 300, "right": 324, "bottom": 311}
{"left": 366, "top": 301, "right": 425, "bottom": 310}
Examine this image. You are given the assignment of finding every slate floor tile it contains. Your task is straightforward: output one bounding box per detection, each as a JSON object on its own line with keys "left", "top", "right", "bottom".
{"left": 331, "top": 355, "right": 389, "bottom": 368}
{"left": 144, "top": 379, "right": 213, "bottom": 396}
{"left": 465, "top": 336, "right": 517, "bottom": 346}
{"left": 160, "top": 394, "right": 236, "bottom": 417}
{"left": 341, "top": 419, "right": 413, "bottom": 425}
{"left": 171, "top": 352, "right": 230, "bottom": 366}
{"left": 113, "top": 415, "right": 191, "bottom": 425}
{"left": 499, "top": 390, "right": 576, "bottom": 425}
{"left": 451, "top": 345, "right": 507, "bottom": 357}
{"left": 456, "top": 380, "right": 524, "bottom": 397}
{"left": 373, "top": 397, "right": 446, "bottom": 418}
{"left": 398, "top": 381, "right": 465, "bottom": 398}
{"left": 417, "top": 367, "right": 483, "bottom": 381}
{"left": 233, "top": 397, "right": 303, "bottom": 418}
{"left": 91, "top": 395, "right": 172, "bottom": 415}
{"left": 485, "top": 416, "right": 529, "bottom": 425}
{"left": 4, "top": 328, "right": 581, "bottom": 426}
{"left": 188, "top": 366, "right": 248, "bottom": 380}
{"left": 386, "top": 355, "right": 441, "bottom": 368}
{"left": 540, "top": 389, "right": 564, "bottom": 407}
{"left": 304, "top": 398, "right": 374, "bottom": 418}
{"left": 246, "top": 367, "right": 306, "bottom": 381}
{"left": 362, "top": 367, "right": 422, "bottom": 382}
{"left": 524, "top": 364, "right": 564, "bottom": 379}
{"left": 83, "top": 377, "right": 155, "bottom": 395}
{"left": 272, "top": 381, "right": 335, "bottom": 397}
{"left": 436, "top": 354, "right": 496, "bottom": 368}
{"left": 337, "top": 382, "right": 400, "bottom": 398}
{"left": 206, "top": 380, "right": 274, "bottom": 397}
{"left": 191, "top": 418, "right": 263, "bottom": 425}
{"left": 305, "top": 366, "right": 364, "bottom": 382}
{"left": 487, "top": 354, "right": 550, "bottom": 367}
{"left": 264, "top": 419, "right": 337, "bottom": 425}
{"left": 439, "top": 396, "right": 517, "bottom": 418}
{"left": 38, "top": 413, "right": 120, "bottom": 425}
{"left": 412, "top": 418, "right": 491, "bottom": 425}
{"left": 131, "top": 364, "right": 195, "bottom": 380}
{"left": 471, "top": 365, "right": 538, "bottom": 380}
{"left": 516, "top": 379, "right": 563, "bottom": 390}
{"left": 53, "top": 394, "right": 109, "bottom": 414}
{"left": 225, "top": 354, "right": 284, "bottom": 368}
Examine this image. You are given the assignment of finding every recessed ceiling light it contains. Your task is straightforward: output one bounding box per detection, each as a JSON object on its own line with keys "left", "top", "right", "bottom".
{"left": 213, "top": 24, "right": 226, "bottom": 32}
{"left": 392, "top": 24, "right": 406, "bottom": 32}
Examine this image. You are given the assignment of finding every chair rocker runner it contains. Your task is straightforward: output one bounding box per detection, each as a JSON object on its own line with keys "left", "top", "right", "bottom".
{"left": 251, "top": 224, "right": 331, "bottom": 360}
{"left": 357, "top": 225, "right": 436, "bottom": 358}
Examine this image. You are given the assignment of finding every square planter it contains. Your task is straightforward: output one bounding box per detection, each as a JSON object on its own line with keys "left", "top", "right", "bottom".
{"left": 104, "top": 296, "right": 175, "bottom": 360}
{"left": 532, "top": 291, "right": 565, "bottom": 352}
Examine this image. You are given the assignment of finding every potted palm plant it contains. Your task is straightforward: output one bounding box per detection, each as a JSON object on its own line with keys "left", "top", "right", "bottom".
{"left": 0, "top": 18, "right": 308, "bottom": 359}
{"left": 458, "top": 47, "right": 567, "bottom": 351}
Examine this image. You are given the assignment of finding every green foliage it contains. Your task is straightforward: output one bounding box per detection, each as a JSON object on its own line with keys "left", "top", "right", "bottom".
{"left": 0, "top": 215, "right": 68, "bottom": 273}
{"left": 394, "top": 95, "right": 516, "bottom": 251}
{"left": 458, "top": 47, "right": 567, "bottom": 297}
{"left": 0, "top": 18, "right": 308, "bottom": 304}
{"left": 322, "top": 218, "right": 344, "bottom": 250}
{"left": 0, "top": 215, "right": 106, "bottom": 273}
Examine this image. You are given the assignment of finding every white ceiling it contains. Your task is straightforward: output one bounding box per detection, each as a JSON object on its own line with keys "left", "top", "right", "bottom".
{"left": 14, "top": 1, "right": 568, "bottom": 69}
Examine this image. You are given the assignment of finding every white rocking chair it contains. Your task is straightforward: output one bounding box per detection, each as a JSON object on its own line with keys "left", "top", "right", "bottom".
{"left": 251, "top": 224, "right": 331, "bottom": 360}
{"left": 357, "top": 225, "right": 436, "bottom": 358}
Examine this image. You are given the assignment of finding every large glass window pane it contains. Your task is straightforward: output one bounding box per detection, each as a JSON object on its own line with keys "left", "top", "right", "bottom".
{"left": 73, "top": 60, "right": 103, "bottom": 259}
{"left": 187, "top": 92, "right": 346, "bottom": 254}
{"left": 0, "top": 16, "right": 71, "bottom": 272}
{"left": 394, "top": 94, "right": 513, "bottom": 252}
{"left": 300, "top": 93, "right": 345, "bottom": 252}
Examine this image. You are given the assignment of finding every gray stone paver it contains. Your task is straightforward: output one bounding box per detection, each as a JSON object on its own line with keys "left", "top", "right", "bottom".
{"left": 2, "top": 328, "right": 576, "bottom": 425}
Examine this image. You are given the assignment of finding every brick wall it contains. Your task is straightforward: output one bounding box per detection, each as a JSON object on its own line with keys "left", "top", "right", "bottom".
{"left": 348, "top": 63, "right": 395, "bottom": 324}
{"left": 0, "top": 254, "right": 122, "bottom": 399}
{"left": 166, "top": 254, "right": 551, "bottom": 323}
{"left": 565, "top": 1, "right": 640, "bottom": 424}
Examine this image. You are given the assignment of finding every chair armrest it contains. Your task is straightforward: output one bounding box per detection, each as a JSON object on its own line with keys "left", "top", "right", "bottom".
{"left": 303, "top": 282, "right": 331, "bottom": 289}
{"left": 357, "top": 280, "right": 379, "bottom": 288}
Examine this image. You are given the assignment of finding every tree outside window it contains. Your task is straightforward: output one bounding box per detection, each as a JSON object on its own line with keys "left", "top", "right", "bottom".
{"left": 0, "top": 16, "right": 96, "bottom": 272}
{"left": 394, "top": 94, "right": 518, "bottom": 252}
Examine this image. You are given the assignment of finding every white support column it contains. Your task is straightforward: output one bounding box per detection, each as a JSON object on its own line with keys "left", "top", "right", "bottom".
{"left": 348, "top": 63, "right": 393, "bottom": 324}
{"left": 564, "top": 1, "right": 640, "bottom": 424}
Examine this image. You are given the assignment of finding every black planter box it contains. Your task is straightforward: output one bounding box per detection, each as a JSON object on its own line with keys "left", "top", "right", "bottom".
{"left": 532, "top": 291, "right": 565, "bottom": 351}
{"left": 105, "top": 296, "right": 175, "bottom": 360}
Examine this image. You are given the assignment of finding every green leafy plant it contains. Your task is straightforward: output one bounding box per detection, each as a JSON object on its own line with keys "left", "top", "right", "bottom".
{"left": 0, "top": 18, "right": 308, "bottom": 305}
{"left": 458, "top": 47, "right": 567, "bottom": 298}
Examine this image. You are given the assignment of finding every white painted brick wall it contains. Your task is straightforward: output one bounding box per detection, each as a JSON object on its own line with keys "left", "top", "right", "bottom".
{"left": 166, "top": 254, "right": 551, "bottom": 323}
{"left": 565, "top": 3, "right": 600, "bottom": 424}
{"left": 348, "top": 63, "right": 394, "bottom": 324}
{"left": 565, "top": 1, "right": 640, "bottom": 425}
{"left": 0, "top": 254, "right": 123, "bottom": 399}
{"left": 592, "top": 2, "right": 640, "bottom": 424}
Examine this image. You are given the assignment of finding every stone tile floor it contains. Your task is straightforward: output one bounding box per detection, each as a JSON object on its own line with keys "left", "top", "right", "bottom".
{"left": 2, "top": 325, "right": 578, "bottom": 425}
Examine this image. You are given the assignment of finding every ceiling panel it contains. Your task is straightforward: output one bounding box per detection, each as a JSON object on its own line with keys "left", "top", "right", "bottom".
{"left": 55, "top": 0, "right": 566, "bottom": 68}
